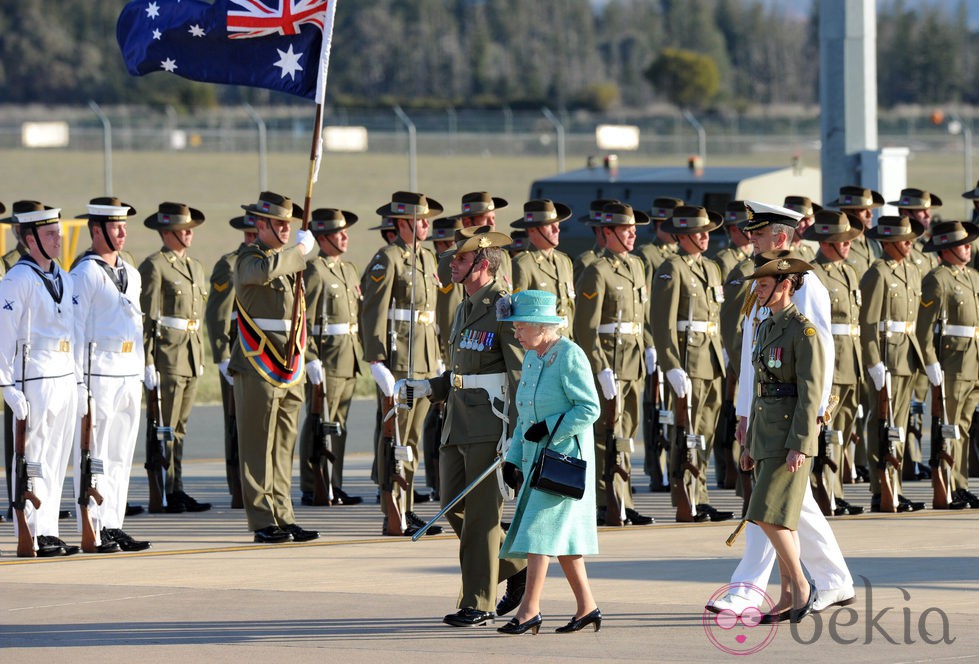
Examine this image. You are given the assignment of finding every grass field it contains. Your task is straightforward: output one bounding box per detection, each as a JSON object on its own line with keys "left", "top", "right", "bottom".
{"left": 1, "top": 145, "right": 974, "bottom": 402}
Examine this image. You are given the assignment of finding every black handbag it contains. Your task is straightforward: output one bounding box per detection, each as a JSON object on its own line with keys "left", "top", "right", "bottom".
{"left": 529, "top": 414, "right": 587, "bottom": 500}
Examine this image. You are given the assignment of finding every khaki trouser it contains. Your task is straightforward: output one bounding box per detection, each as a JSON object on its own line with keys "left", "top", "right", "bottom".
{"left": 440, "top": 440, "right": 525, "bottom": 612}
{"left": 159, "top": 373, "right": 198, "bottom": 494}
{"left": 299, "top": 375, "right": 356, "bottom": 494}
{"left": 822, "top": 382, "right": 858, "bottom": 499}
{"left": 234, "top": 372, "right": 303, "bottom": 531}
{"left": 867, "top": 373, "right": 913, "bottom": 499}
{"left": 946, "top": 377, "right": 979, "bottom": 491}
{"left": 669, "top": 376, "right": 723, "bottom": 506}
{"left": 594, "top": 378, "right": 640, "bottom": 510}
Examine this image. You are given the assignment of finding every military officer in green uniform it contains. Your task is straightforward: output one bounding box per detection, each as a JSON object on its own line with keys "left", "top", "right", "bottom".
{"left": 298, "top": 208, "right": 365, "bottom": 507}
{"left": 572, "top": 199, "right": 616, "bottom": 284}
{"left": 204, "top": 213, "right": 258, "bottom": 509}
{"left": 652, "top": 206, "right": 732, "bottom": 522}
{"left": 859, "top": 215, "right": 926, "bottom": 512}
{"left": 510, "top": 200, "right": 575, "bottom": 335}
{"left": 783, "top": 196, "right": 820, "bottom": 262}
{"left": 892, "top": 188, "right": 943, "bottom": 480}
{"left": 229, "top": 192, "right": 320, "bottom": 544}
{"left": 361, "top": 192, "right": 442, "bottom": 533}
{"left": 508, "top": 229, "right": 529, "bottom": 256}
{"left": 804, "top": 210, "right": 865, "bottom": 515}
{"left": 139, "top": 202, "right": 211, "bottom": 513}
{"left": 574, "top": 202, "right": 654, "bottom": 527}
{"left": 917, "top": 220, "right": 979, "bottom": 508}
{"left": 398, "top": 226, "right": 527, "bottom": 628}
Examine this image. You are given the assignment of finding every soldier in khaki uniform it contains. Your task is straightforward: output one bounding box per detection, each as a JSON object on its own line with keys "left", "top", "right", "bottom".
{"left": 783, "top": 196, "right": 821, "bottom": 262}
{"left": 229, "top": 192, "right": 321, "bottom": 544}
{"left": 803, "top": 210, "right": 865, "bottom": 515}
{"left": 574, "top": 202, "right": 653, "bottom": 527}
{"left": 139, "top": 202, "right": 210, "bottom": 513}
{"left": 917, "top": 221, "right": 979, "bottom": 508}
{"left": 508, "top": 229, "right": 529, "bottom": 257}
{"left": 635, "top": 197, "right": 682, "bottom": 280}
{"left": 298, "top": 208, "right": 365, "bottom": 507}
{"left": 572, "top": 199, "right": 615, "bottom": 284}
{"left": 398, "top": 226, "right": 527, "bottom": 627}
{"left": 651, "top": 206, "right": 732, "bottom": 522}
{"left": 715, "top": 202, "right": 753, "bottom": 279}
{"left": 204, "top": 214, "right": 258, "bottom": 509}
{"left": 361, "top": 192, "right": 442, "bottom": 533}
{"left": 510, "top": 200, "right": 575, "bottom": 334}
{"left": 2, "top": 216, "right": 27, "bottom": 270}
{"left": 859, "top": 216, "right": 926, "bottom": 513}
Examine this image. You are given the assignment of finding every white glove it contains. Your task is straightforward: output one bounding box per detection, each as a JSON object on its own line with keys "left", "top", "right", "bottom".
{"left": 144, "top": 365, "right": 159, "bottom": 390}
{"left": 395, "top": 378, "right": 432, "bottom": 401}
{"left": 644, "top": 347, "right": 657, "bottom": 374}
{"left": 666, "top": 368, "right": 689, "bottom": 398}
{"left": 868, "top": 362, "right": 886, "bottom": 392}
{"left": 370, "top": 362, "right": 396, "bottom": 397}
{"left": 77, "top": 384, "right": 89, "bottom": 417}
{"left": 437, "top": 359, "right": 446, "bottom": 375}
{"left": 295, "top": 229, "right": 316, "bottom": 256}
{"left": 597, "top": 368, "right": 618, "bottom": 400}
{"left": 2, "top": 386, "right": 28, "bottom": 421}
{"left": 306, "top": 359, "right": 324, "bottom": 386}
{"left": 218, "top": 358, "right": 234, "bottom": 386}
{"left": 925, "top": 363, "right": 944, "bottom": 387}
{"left": 722, "top": 348, "right": 730, "bottom": 369}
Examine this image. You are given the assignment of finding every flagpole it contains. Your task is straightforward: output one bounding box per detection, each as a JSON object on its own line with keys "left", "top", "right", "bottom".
{"left": 285, "top": 1, "right": 337, "bottom": 367}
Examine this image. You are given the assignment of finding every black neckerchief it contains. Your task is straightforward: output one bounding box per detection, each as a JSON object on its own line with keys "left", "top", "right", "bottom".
{"left": 77, "top": 251, "right": 128, "bottom": 294}
{"left": 18, "top": 255, "right": 64, "bottom": 303}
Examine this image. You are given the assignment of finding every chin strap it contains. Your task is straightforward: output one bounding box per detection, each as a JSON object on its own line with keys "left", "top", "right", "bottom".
{"left": 29, "top": 226, "right": 54, "bottom": 262}
{"left": 98, "top": 221, "right": 117, "bottom": 252}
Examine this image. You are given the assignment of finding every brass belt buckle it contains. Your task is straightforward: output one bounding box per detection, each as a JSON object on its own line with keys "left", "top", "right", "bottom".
{"left": 121, "top": 340, "right": 134, "bottom": 353}
{"left": 186, "top": 319, "right": 200, "bottom": 332}
{"left": 58, "top": 339, "right": 70, "bottom": 352}
{"left": 452, "top": 374, "right": 464, "bottom": 389}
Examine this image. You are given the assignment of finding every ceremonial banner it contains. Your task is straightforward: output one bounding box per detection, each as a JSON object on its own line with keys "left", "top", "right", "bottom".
{"left": 117, "top": 0, "right": 337, "bottom": 103}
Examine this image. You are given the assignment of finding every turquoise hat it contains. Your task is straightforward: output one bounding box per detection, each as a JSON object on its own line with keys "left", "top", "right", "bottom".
{"left": 497, "top": 290, "right": 564, "bottom": 325}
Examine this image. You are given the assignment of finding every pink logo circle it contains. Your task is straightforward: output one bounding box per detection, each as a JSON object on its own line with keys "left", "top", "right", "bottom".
{"left": 703, "top": 583, "right": 779, "bottom": 655}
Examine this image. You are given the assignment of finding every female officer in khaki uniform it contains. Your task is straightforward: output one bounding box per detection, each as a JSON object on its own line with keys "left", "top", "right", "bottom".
{"left": 741, "top": 257, "right": 825, "bottom": 624}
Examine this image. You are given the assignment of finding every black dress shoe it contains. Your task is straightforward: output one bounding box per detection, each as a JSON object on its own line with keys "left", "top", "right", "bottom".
{"left": 334, "top": 489, "right": 363, "bottom": 506}
{"left": 833, "top": 498, "right": 864, "bottom": 516}
{"left": 897, "top": 495, "right": 926, "bottom": 512}
{"left": 956, "top": 489, "right": 979, "bottom": 509}
{"left": 496, "top": 568, "right": 526, "bottom": 616}
{"left": 176, "top": 491, "right": 212, "bottom": 512}
{"left": 413, "top": 489, "right": 433, "bottom": 504}
{"left": 555, "top": 608, "right": 602, "bottom": 633}
{"left": 497, "top": 613, "right": 542, "bottom": 635}
{"left": 46, "top": 536, "right": 81, "bottom": 556}
{"left": 790, "top": 580, "right": 816, "bottom": 623}
{"left": 282, "top": 523, "right": 319, "bottom": 542}
{"left": 406, "top": 511, "right": 442, "bottom": 535}
{"left": 36, "top": 535, "right": 79, "bottom": 557}
{"left": 855, "top": 466, "right": 871, "bottom": 483}
{"left": 254, "top": 525, "right": 292, "bottom": 544}
{"left": 443, "top": 608, "right": 495, "bottom": 627}
{"left": 103, "top": 528, "right": 151, "bottom": 552}
{"left": 125, "top": 503, "right": 144, "bottom": 517}
{"left": 164, "top": 495, "right": 187, "bottom": 514}
{"left": 698, "top": 504, "right": 734, "bottom": 522}
{"left": 59, "top": 510, "right": 74, "bottom": 520}
{"left": 624, "top": 507, "right": 654, "bottom": 525}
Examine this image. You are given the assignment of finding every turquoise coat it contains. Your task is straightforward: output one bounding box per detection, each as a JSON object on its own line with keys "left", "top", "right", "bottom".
{"left": 500, "top": 337, "right": 601, "bottom": 558}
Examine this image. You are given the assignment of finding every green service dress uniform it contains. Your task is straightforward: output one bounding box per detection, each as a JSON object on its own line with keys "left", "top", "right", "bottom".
{"left": 572, "top": 242, "right": 601, "bottom": 284}
{"left": 812, "top": 253, "right": 863, "bottom": 500}
{"left": 511, "top": 247, "right": 575, "bottom": 335}
{"left": 917, "top": 262, "right": 979, "bottom": 492}
{"left": 229, "top": 239, "right": 312, "bottom": 531}
{"left": 574, "top": 248, "right": 649, "bottom": 512}
{"left": 428, "top": 280, "right": 526, "bottom": 613}
{"left": 905, "top": 239, "right": 942, "bottom": 470}
{"left": 299, "top": 252, "right": 364, "bottom": 497}
{"left": 859, "top": 256, "right": 924, "bottom": 501}
{"left": 651, "top": 252, "right": 726, "bottom": 506}
{"left": 139, "top": 247, "right": 207, "bottom": 497}
{"left": 361, "top": 238, "right": 440, "bottom": 514}
{"left": 204, "top": 243, "right": 248, "bottom": 504}
{"left": 745, "top": 303, "right": 824, "bottom": 529}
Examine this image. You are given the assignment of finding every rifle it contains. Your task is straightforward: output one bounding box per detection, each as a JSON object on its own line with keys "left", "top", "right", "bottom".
{"left": 876, "top": 370, "right": 903, "bottom": 513}
{"left": 308, "top": 299, "right": 339, "bottom": 506}
{"left": 716, "top": 371, "right": 739, "bottom": 490}
{"left": 226, "top": 383, "right": 243, "bottom": 509}
{"left": 380, "top": 394, "right": 409, "bottom": 535}
{"left": 813, "top": 425, "right": 840, "bottom": 517}
{"left": 642, "top": 366, "right": 671, "bottom": 491}
{"left": 903, "top": 399, "right": 925, "bottom": 481}
{"left": 145, "top": 319, "right": 172, "bottom": 512}
{"left": 672, "top": 301, "right": 707, "bottom": 523}
{"left": 13, "top": 339, "right": 41, "bottom": 558}
{"left": 603, "top": 311, "right": 628, "bottom": 527}
{"left": 929, "top": 311, "right": 958, "bottom": 509}
{"left": 78, "top": 341, "right": 105, "bottom": 553}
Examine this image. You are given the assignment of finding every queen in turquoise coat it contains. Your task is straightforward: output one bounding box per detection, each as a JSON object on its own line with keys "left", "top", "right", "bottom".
{"left": 496, "top": 290, "right": 603, "bottom": 636}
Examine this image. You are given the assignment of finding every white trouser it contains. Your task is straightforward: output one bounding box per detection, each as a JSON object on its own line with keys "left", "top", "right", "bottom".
{"left": 14, "top": 373, "right": 77, "bottom": 546}
{"left": 74, "top": 374, "right": 142, "bottom": 539}
{"left": 728, "top": 484, "right": 853, "bottom": 600}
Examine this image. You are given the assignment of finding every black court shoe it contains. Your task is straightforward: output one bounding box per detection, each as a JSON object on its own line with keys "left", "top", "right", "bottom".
{"left": 555, "top": 608, "right": 602, "bottom": 633}
{"left": 497, "top": 614, "right": 542, "bottom": 635}
{"left": 790, "top": 580, "right": 816, "bottom": 624}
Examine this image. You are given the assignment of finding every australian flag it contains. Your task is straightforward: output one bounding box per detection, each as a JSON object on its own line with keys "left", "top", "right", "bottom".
{"left": 117, "top": 0, "right": 336, "bottom": 102}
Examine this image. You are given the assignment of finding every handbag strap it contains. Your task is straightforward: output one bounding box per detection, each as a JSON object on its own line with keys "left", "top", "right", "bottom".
{"left": 540, "top": 413, "right": 581, "bottom": 457}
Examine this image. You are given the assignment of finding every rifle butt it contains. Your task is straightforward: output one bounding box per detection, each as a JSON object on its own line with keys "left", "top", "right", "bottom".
{"left": 931, "top": 467, "right": 949, "bottom": 509}
{"left": 15, "top": 508, "right": 36, "bottom": 558}
{"left": 878, "top": 469, "right": 897, "bottom": 513}
{"left": 311, "top": 466, "right": 332, "bottom": 506}
{"left": 146, "top": 465, "right": 165, "bottom": 513}
{"left": 79, "top": 505, "right": 99, "bottom": 553}
{"left": 381, "top": 490, "right": 405, "bottom": 536}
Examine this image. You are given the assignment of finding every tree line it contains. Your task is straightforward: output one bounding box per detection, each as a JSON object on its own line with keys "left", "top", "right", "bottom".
{"left": 0, "top": 0, "right": 975, "bottom": 112}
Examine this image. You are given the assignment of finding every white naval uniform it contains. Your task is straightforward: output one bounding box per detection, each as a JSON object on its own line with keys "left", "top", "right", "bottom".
{"left": 71, "top": 253, "right": 144, "bottom": 541}
{"left": 729, "top": 275, "right": 853, "bottom": 601}
{"left": 0, "top": 258, "right": 79, "bottom": 547}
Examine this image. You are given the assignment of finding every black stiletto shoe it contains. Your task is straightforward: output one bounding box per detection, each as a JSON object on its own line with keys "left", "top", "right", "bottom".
{"left": 497, "top": 614, "right": 542, "bottom": 635}
{"left": 790, "top": 580, "right": 816, "bottom": 624}
{"left": 555, "top": 608, "right": 602, "bottom": 633}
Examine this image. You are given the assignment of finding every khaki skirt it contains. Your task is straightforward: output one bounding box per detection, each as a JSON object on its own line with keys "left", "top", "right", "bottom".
{"left": 746, "top": 455, "right": 813, "bottom": 530}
